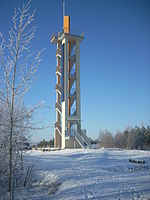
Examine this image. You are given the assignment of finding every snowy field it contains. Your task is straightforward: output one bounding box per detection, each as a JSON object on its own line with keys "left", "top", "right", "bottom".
{"left": 16, "top": 149, "right": 150, "bottom": 200}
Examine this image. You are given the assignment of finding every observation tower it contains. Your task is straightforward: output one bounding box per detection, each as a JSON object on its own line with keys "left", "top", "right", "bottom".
{"left": 51, "top": 13, "right": 90, "bottom": 148}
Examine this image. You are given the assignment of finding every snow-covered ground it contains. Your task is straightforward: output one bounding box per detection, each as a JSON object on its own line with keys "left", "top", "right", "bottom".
{"left": 16, "top": 149, "right": 150, "bottom": 200}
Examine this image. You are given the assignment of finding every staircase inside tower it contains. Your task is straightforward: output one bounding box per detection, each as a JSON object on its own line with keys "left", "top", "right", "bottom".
{"left": 69, "top": 42, "right": 76, "bottom": 116}
{"left": 66, "top": 40, "right": 91, "bottom": 148}
{"left": 55, "top": 43, "right": 62, "bottom": 140}
{"left": 65, "top": 127, "right": 91, "bottom": 148}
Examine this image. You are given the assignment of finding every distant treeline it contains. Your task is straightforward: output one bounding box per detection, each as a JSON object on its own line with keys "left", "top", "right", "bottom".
{"left": 99, "top": 126, "right": 150, "bottom": 150}
{"left": 37, "top": 139, "right": 54, "bottom": 148}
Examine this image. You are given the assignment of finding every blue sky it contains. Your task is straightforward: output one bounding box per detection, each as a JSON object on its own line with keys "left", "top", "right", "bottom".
{"left": 0, "top": 0, "right": 150, "bottom": 142}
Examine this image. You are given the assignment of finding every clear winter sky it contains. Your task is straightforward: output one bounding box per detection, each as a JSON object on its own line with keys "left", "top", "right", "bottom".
{"left": 0, "top": 0, "right": 150, "bottom": 143}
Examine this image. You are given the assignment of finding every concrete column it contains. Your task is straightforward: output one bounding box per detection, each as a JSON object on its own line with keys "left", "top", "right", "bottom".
{"left": 64, "top": 37, "right": 68, "bottom": 128}
{"left": 61, "top": 101, "right": 66, "bottom": 148}
{"left": 61, "top": 37, "right": 69, "bottom": 148}
{"left": 76, "top": 40, "right": 81, "bottom": 121}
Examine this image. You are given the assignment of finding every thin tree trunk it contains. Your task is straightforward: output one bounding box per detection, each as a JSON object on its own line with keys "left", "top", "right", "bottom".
{"left": 8, "top": 32, "right": 20, "bottom": 200}
{"left": 12, "top": 157, "right": 17, "bottom": 200}
{"left": 8, "top": 65, "right": 16, "bottom": 200}
{"left": 21, "top": 150, "right": 23, "bottom": 171}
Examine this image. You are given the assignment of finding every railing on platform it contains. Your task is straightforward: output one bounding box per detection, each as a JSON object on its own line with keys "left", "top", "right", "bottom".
{"left": 55, "top": 122, "right": 62, "bottom": 133}
{"left": 56, "top": 83, "right": 61, "bottom": 93}
{"left": 55, "top": 102, "right": 62, "bottom": 112}
{"left": 58, "top": 28, "right": 84, "bottom": 38}
{"left": 56, "top": 65, "right": 61, "bottom": 74}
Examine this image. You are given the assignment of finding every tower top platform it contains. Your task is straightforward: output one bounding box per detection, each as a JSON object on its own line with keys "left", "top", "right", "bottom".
{"left": 51, "top": 31, "right": 84, "bottom": 44}
{"left": 51, "top": 15, "right": 84, "bottom": 44}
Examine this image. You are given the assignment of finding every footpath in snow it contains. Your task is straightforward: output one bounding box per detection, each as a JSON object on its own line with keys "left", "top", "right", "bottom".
{"left": 16, "top": 148, "right": 150, "bottom": 200}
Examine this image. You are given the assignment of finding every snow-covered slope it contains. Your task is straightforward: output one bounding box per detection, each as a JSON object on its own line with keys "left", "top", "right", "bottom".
{"left": 15, "top": 149, "right": 150, "bottom": 200}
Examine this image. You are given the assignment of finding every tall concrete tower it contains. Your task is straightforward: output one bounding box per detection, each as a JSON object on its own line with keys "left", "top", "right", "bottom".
{"left": 51, "top": 15, "right": 90, "bottom": 148}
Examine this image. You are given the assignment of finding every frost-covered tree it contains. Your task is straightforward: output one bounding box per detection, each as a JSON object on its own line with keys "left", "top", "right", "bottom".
{"left": 0, "top": 1, "right": 44, "bottom": 199}
{"left": 0, "top": 101, "right": 10, "bottom": 197}
{"left": 145, "top": 125, "right": 150, "bottom": 147}
{"left": 113, "top": 132, "right": 124, "bottom": 148}
{"left": 99, "top": 130, "right": 114, "bottom": 148}
{"left": 98, "top": 126, "right": 149, "bottom": 150}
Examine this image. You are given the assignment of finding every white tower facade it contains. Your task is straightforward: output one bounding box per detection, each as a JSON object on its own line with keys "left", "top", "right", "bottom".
{"left": 51, "top": 16, "right": 90, "bottom": 148}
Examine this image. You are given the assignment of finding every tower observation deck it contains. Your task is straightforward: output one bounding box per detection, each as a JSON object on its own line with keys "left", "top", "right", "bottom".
{"left": 51, "top": 16, "right": 91, "bottom": 148}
